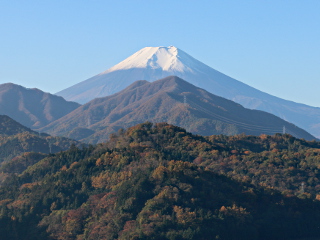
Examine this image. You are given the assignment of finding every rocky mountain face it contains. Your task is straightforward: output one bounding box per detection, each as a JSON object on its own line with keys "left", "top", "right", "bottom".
{"left": 0, "top": 83, "right": 80, "bottom": 129}
{"left": 55, "top": 46, "right": 320, "bottom": 138}
{"left": 45, "top": 76, "right": 315, "bottom": 143}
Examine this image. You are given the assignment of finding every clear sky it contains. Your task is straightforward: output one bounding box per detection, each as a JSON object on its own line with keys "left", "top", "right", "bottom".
{"left": 1, "top": 1, "right": 319, "bottom": 107}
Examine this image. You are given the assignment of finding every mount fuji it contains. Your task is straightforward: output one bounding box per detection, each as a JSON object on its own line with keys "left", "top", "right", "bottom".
{"left": 56, "top": 46, "right": 320, "bottom": 138}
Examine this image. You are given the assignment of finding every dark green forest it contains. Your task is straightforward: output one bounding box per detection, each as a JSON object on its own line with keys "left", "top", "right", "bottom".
{"left": 1, "top": 122, "right": 320, "bottom": 239}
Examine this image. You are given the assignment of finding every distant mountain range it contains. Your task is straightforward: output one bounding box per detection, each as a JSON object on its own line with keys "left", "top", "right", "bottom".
{"left": 0, "top": 83, "right": 80, "bottom": 129}
{"left": 42, "top": 76, "right": 314, "bottom": 143}
{"left": 56, "top": 46, "right": 320, "bottom": 138}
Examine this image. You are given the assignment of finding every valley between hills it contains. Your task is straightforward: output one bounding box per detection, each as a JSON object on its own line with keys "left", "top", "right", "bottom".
{"left": 0, "top": 46, "right": 320, "bottom": 239}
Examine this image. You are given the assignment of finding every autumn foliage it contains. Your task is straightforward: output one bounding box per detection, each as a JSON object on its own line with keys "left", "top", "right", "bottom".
{"left": 1, "top": 122, "right": 320, "bottom": 239}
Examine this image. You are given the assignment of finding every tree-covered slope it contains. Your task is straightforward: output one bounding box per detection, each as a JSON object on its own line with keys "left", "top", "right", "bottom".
{"left": 0, "top": 115, "right": 79, "bottom": 165}
{"left": 0, "top": 115, "right": 37, "bottom": 135}
{"left": 1, "top": 123, "right": 320, "bottom": 239}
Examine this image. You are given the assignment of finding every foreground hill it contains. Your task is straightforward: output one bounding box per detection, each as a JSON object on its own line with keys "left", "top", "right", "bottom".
{"left": 0, "top": 83, "right": 80, "bottom": 129}
{"left": 56, "top": 46, "right": 320, "bottom": 138}
{"left": 44, "top": 76, "right": 315, "bottom": 143}
{"left": 1, "top": 123, "right": 320, "bottom": 239}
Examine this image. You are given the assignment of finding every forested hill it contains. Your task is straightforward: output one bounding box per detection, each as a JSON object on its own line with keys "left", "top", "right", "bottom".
{"left": 1, "top": 123, "right": 320, "bottom": 239}
{"left": 0, "top": 115, "right": 79, "bottom": 165}
{"left": 0, "top": 115, "right": 37, "bottom": 135}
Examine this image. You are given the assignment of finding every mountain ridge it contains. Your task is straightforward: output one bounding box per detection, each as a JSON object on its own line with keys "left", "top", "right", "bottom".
{"left": 0, "top": 83, "right": 81, "bottom": 129}
{"left": 46, "top": 76, "right": 315, "bottom": 143}
{"left": 55, "top": 46, "right": 320, "bottom": 138}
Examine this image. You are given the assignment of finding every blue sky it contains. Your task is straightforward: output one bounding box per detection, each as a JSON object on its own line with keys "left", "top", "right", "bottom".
{"left": 1, "top": 0, "right": 319, "bottom": 106}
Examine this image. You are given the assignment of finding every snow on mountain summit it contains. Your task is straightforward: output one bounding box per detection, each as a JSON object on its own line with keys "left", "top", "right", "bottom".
{"left": 56, "top": 46, "right": 320, "bottom": 138}
{"left": 56, "top": 45, "right": 261, "bottom": 104}
{"left": 103, "top": 46, "right": 194, "bottom": 73}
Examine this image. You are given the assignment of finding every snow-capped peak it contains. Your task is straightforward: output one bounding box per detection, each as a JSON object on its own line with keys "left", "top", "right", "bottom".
{"left": 103, "top": 46, "right": 195, "bottom": 74}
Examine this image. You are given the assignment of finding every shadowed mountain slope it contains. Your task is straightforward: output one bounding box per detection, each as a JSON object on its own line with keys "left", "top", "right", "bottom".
{"left": 44, "top": 76, "right": 315, "bottom": 143}
{"left": 0, "top": 83, "right": 80, "bottom": 129}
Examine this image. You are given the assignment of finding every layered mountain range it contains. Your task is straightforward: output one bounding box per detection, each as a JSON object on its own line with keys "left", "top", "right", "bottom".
{"left": 0, "top": 46, "right": 317, "bottom": 144}
{"left": 1, "top": 46, "right": 320, "bottom": 240}
{"left": 56, "top": 46, "right": 320, "bottom": 138}
{"left": 42, "top": 76, "right": 314, "bottom": 143}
